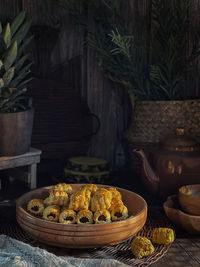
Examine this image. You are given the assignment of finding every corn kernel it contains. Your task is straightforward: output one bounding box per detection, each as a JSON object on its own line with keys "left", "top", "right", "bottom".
{"left": 131, "top": 236, "right": 155, "bottom": 259}
{"left": 152, "top": 228, "right": 174, "bottom": 245}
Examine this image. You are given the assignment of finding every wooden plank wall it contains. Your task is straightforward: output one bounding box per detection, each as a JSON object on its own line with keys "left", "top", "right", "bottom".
{"left": 85, "top": 0, "right": 151, "bottom": 168}
{"left": 0, "top": 0, "right": 200, "bottom": 171}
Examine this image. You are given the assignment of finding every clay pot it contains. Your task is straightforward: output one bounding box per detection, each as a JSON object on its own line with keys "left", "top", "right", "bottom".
{"left": 134, "top": 128, "right": 200, "bottom": 199}
{"left": 0, "top": 108, "right": 34, "bottom": 156}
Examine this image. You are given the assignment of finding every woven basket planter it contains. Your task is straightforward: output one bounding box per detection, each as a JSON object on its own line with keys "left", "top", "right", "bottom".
{"left": 125, "top": 98, "right": 200, "bottom": 173}
{"left": 126, "top": 98, "right": 200, "bottom": 143}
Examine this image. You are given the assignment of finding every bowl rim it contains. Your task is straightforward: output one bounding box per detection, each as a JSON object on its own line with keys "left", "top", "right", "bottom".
{"left": 179, "top": 184, "right": 200, "bottom": 199}
{"left": 163, "top": 194, "right": 200, "bottom": 219}
{"left": 16, "top": 184, "right": 148, "bottom": 229}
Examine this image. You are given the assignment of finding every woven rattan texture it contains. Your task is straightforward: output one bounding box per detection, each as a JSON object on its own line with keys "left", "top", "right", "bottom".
{"left": 0, "top": 205, "right": 173, "bottom": 267}
{"left": 126, "top": 99, "right": 200, "bottom": 144}
{"left": 90, "top": 208, "right": 173, "bottom": 266}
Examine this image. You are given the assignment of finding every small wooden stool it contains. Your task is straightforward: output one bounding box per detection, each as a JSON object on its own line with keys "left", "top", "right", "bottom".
{"left": 0, "top": 148, "right": 42, "bottom": 189}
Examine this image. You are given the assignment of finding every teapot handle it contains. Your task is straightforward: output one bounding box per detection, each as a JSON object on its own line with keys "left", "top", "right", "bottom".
{"left": 82, "top": 112, "right": 101, "bottom": 139}
{"left": 89, "top": 112, "right": 101, "bottom": 136}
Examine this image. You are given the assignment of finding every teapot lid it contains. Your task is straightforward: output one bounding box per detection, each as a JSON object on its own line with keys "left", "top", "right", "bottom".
{"left": 160, "top": 128, "right": 200, "bottom": 152}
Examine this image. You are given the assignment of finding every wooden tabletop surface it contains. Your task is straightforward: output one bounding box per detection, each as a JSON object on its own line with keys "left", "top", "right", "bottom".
{"left": 0, "top": 174, "right": 200, "bottom": 267}
{"left": 28, "top": 235, "right": 200, "bottom": 267}
{"left": 152, "top": 238, "right": 200, "bottom": 267}
{"left": 0, "top": 202, "right": 199, "bottom": 266}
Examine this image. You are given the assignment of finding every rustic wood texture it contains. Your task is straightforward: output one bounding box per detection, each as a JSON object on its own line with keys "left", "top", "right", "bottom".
{"left": 152, "top": 238, "right": 200, "bottom": 267}
{"left": 0, "top": 204, "right": 178, "bottom": 266}
{"left": 0, "top": 0, "right": 20, "bottom": 18}
{"left": 0, "top": 0, "right": 199, "bottom": 170}
{"left": 16, "top": 184, "right": 147, "bottom": 248}
{"left": 29, "top": 79, "right": 93, "bottom": 171}
{"left": 0, "top": 148, "right": 41, "bottom": 189}
{"left": 0, "top": 148, "right": 41, "bottom": 170}
{"left": 22, "top": 0, "right": 84, "bottom": 89}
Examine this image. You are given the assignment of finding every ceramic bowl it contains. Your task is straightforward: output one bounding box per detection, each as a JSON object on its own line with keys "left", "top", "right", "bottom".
{"left": 16, "top": 184, "right": 147, "bottom": 248}
{"left": 179, "top": 184, "right": 200, "bottom": 216}
{"left": 163, "top": 195, "right": 200, "bottom": 234}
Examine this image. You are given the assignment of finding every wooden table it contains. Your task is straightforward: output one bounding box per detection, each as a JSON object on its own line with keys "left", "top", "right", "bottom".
{"left": 34, "top": 207, "right": 200, "bottom": 266}
{"left": 0, "top": 148, "right": 42, "bottom": 189}
{"left": 0, "top": 183, "right": 199, "bottom": 266}
{"left": 152, "top": 238, "right": 200, "bottom": 266}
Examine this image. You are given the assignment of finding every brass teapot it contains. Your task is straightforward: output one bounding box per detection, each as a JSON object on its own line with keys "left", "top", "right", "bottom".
{"left": 134, "top": 128, "right": 200, "bottom": 199}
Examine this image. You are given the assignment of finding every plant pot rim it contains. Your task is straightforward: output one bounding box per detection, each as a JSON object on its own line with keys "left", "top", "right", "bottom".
{"left": 0, "top": 107, "right": 34, "bottom": 114}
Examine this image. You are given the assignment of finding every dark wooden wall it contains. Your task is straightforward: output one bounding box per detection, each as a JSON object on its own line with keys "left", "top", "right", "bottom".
{"left": 0, "top": 0, "right": 200, "bottom": 172}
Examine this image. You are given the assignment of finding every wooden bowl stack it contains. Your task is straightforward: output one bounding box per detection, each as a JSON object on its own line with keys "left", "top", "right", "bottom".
{"left": 16, "top": 184, "right": 147, "bottom": 248}
{"left": 163, "top": 184, "right": 200, "bottom": 234}
{"left": 178, "top": 185, "right": 200, "bottom": 216}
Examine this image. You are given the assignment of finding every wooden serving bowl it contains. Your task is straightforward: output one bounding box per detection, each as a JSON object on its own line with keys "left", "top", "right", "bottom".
{"left": 16, "top": 184, "right": 147, "bottom": 248}
{"left": 178, "top": 184, "right": 200, "bottom": 216}
{"left": 163, "top": 195, "right": 200, "bottom": 234}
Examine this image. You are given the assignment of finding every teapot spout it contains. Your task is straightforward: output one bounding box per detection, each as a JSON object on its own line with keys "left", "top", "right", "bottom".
{"left": 134, "top": 149, "right": 159, "bottom": 194}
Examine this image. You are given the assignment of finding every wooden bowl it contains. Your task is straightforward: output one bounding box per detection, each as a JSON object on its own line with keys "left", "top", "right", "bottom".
{"left": 16, "top": 184, "right": 147, "bottom": 248}
{"left": 163, "top": 195, "right": 200, "bottom": 234}
{"left": 178, "top": 184, "right": 200, "bottom": 216}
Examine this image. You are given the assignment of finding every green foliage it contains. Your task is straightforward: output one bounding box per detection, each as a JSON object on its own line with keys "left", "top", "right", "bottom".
{"left": 149, "top": 0, "right": 200, "bottom": 100}
{"left": 109, "top": 29, "right": 133, "bottom": 59}
{"left": 58, "top": 0, "right": 152, "bottom": 99}
{"left": 58, "top": 0, "right": 200, "bottom": 101}
{"left": 0, "top": 10, "right": 33, "bottom": 112}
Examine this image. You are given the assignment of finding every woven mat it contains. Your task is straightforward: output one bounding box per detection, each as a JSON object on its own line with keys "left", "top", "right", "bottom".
{"left": 0, "top": 204, "right": 173, "bottom": 267}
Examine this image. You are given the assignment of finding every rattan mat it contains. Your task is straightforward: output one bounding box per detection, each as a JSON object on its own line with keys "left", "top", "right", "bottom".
{"left": 0, "top": 205, "right": 173, "bottom": 267}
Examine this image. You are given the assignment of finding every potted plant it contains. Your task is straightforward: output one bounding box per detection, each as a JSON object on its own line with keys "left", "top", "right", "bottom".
{"left": 59, "top": 0, "right": 200, "bottom": 139}
{"left": 0, "top": 10, "right": 34, "bottom": 156}
{"left": 58, "top": 0, "right": 200, "bottom": 177}
{"left": 125, "top": 0, "right": 200, "bottom": 146}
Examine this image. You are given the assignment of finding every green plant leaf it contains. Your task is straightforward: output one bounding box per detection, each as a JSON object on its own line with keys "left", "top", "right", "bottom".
{"left": 0, "top": 60, "right": 3, "bottom": 70}
{"left": 12, "top": 19, "right": 32, "bottom": 47}
{"left": 17, "top": 35, "right": 34, "bottom": 59}
{"left": 3, "top": 40, "right": 17, "bottom": 70}
{"left": 17, "top": 77, "right": 34, "bottom": 90}
{"left": 0, "top": 78, "right": 4, "bottom": 89}
{"left": 0, "top": 22, "right": 2, "bottom": 34}
{"left": 0, "top": 9, "right": 33, "bottom": 112}
{"left": 0, "top": 93, "right": 27, "bottom": 112}
{"left": 14, "top": 54, "right": 30, "bottom": 73}
{"left": 2, "top": 66, "right": 15, "bottom": 86}
{"left": 109, "top": 29, "right": 133, "bottom": 59}
{"left": 0, "top": 36, "right": 7, "bottom": 56}
{"left": 16, "top": 61, "right": 32, "bottom": 76}
{"left": 10, "top": 10, "right": 26, "bottom": 37}
{"left": 2, "top": 23, "right": 11, "bottom": 48}
{"left": 10, "top": 68, "right": 31, "bottom": 88}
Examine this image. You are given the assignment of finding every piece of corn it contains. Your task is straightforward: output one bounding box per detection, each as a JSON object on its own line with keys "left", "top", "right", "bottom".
{"left": 131, "top": 236, "right": 155, "bottom": 259}
{"left": 152, "top": 228, "right": 174, "bottom": 245}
